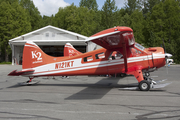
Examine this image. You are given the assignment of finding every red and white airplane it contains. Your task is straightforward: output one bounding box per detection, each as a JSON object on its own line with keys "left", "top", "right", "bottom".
{"left": 8, "top": 26, "right": 171, "bottom": 91}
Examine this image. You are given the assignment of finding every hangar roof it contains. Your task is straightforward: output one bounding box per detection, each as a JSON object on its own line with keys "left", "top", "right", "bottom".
{"left": 9, "top": 25, "right": 88, "bottom": 46}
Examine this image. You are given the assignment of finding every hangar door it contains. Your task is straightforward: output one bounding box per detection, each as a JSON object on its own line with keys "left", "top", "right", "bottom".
{"left": 39, "top": 45, "right": 86, "bottom": 57}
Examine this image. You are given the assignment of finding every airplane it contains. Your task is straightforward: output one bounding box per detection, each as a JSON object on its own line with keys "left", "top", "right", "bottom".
{"left": 8, "top": 26, "right": 172, "bottom": 91}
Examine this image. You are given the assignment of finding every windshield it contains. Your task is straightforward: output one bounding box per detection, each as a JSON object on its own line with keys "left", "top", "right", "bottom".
{"left": 135, "top": 43, "right": 145, "bottom": 51}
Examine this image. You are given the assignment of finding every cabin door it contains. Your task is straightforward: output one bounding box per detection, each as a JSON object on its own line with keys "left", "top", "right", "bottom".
{"left": 107, "top": 51, "right": 123, "bottom": 75}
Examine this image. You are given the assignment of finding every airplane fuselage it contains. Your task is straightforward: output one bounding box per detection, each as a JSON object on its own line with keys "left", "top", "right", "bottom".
{"left": 23, "top": 44, "right": 165, "bottom": 77}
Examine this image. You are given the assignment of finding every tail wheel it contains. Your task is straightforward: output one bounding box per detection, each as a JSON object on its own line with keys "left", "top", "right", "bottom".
{"left": 139, "top": 80, "right": 150, "bottom": 91}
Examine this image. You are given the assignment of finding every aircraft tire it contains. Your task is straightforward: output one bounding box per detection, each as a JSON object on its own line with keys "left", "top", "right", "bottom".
{"left": 139, "top": 80, "right": 150, "bottom": 91}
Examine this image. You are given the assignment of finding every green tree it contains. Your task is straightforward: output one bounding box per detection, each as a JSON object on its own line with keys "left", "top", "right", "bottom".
{"left": 66, "top": 5, "right": 99, "bottom": 36}
{"left": 130, "top": 10, "right": 144, "bottom": 43}
{"left": 54, "top": 4, "right": 100, "bottom": 36}
{"left": 114, "top": 8, "right": 127, "bottom": 27}
{"left": 143, "top": 0, "right": 180, "bottom": 63}
{"left": 0, "top": 1, "right": 31, "bottom": 62}
{"left": 142, "top": 0, "right": 161, "bottom": 15}
{"left": 42, "top": 15, "right": 54, "bottom": 27}
{"left": 20, "top": 0, "right": 42, "bottom": 30}
{"left": 101, "top": 0, "right": 118, "bottom": 29}
{"left": 79, "top": 0, "right": 101, "bottom": 33}
{"left": 150, "top": 2, "right": 167, "bottom": 47}
{"left": 54, "top": 7, "right": 68, "bottom": 30}
{"left": 0, "top": 0, "right": 18, "bottom": 4}
{"left": 79, "top": 0, "right": 98, "bottom": 11}
{"left": 121, "top": 13, "right": 131, "bottom": 27}
{"left": 125, "top": 0, "right": 142, "bottom": 14}
{"left": 162, "top": 0, "right": 180, "bottom": 62}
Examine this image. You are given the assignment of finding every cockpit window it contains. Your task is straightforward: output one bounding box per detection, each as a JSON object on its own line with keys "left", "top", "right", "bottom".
{"left": 130, "top": 47, "right": 142, "bottom": 55}
{"left": 135, "top": 43, "right": 145, "bottom": 51}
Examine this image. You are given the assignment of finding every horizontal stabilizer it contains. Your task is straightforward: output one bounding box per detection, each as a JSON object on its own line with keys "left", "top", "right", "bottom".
{"left": 8, "top": 69, "right": 34, "bottom": 76}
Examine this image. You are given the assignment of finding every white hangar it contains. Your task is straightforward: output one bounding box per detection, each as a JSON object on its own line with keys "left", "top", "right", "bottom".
{"left": 9, "top": 25, "right": 98, "bottom": 65}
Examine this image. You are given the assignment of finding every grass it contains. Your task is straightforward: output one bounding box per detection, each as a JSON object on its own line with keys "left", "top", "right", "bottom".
{"left": 0, "top": 62, "right": 12, "bottom": 64}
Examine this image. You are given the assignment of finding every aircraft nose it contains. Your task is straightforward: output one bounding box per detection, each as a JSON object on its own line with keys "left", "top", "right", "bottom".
{"left": 165, "top": 53, "right": 172, "bottom": 58}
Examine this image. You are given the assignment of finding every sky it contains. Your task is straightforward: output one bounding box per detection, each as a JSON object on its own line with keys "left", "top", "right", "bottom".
{"left": 32, "top": 0, "right": 127, "bottom": 16}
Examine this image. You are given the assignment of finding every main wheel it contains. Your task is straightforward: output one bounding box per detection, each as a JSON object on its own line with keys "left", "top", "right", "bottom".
{"left": 139, "top": 80, "right": 150, "bottom": 91}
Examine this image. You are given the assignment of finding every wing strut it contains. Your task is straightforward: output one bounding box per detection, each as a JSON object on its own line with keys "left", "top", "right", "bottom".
{"left": 122, "top": 41, "right": 128, "bottom": 72}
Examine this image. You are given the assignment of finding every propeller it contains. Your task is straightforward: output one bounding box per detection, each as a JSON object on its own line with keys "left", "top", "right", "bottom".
{"left": 165, "top": 53, "right": 172, "bottom": 58}
{"left": 165, "top": 53, "right": 173, "bottom": 74}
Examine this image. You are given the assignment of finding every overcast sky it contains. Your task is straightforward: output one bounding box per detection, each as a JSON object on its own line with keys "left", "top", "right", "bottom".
{"left": 32, "top": 0, "right": 127, "bottom": 16}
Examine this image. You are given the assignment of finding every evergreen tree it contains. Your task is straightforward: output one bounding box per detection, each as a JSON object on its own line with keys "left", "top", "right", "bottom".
{"left": 121, "top": 13, "right": 131, "bottom": 27}
{"left": 130, "top": 10, "right": 144, "bottom": 43}
{"left": 149, "top": 2, "right": 166, "bottom": 47}
{"left": 101, "top": 0, "right": 118, "bottom": 29}
{"left": 79, "top": 0, "right": 98, "bottom": 11}
{"left": 125, "top": 0, "right": 142, "bottom": 14}
{"left": 142, "top": 0, "right": 161, "bottom": 15}
{"left": 162, "top": 0, "right": 180, "bottom": 62}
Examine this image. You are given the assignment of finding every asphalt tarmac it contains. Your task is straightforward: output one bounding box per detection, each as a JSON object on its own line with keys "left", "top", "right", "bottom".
{"left": 0, "top": 65, "right": 180, "bottom": 120}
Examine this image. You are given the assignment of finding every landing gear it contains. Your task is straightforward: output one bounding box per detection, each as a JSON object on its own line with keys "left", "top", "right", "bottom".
{"left": 26, "top": 77, "right": 33, "bottom": 83}
{"left": 139, "top": 80, "right": 150, "bottom": 91}
{"left": 139, "top": 72, "right": 156, "bottom": 91}
{"left": 138, "top": 72, "right": 171, "bottom": 91}
{"left": 18, "top": 77, "right": 40, "bottom": 85}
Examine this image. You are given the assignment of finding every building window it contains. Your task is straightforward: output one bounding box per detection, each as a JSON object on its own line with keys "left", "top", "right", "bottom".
{"left": 52, "top": 33, "right": 55, "bottom": 37}
{"left": 46, "top": 33, "right": 49, "bottom": 37}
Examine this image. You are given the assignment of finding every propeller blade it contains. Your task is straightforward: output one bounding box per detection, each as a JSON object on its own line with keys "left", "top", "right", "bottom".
{"left": 165, "top": 53, "right": 172, "bottom": 58}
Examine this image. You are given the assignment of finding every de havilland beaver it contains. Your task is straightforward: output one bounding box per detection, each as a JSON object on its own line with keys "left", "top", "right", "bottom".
{"left": 8, "top": 26, "right": 172, "bottom": 91}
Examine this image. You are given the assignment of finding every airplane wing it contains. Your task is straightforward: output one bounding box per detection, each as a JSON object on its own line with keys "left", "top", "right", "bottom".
{"left": 8, "top": 69, "right": 34, "bottom": 76}
{"left": 86, "top": 27, "right": 135, "bottom": 49}
{"left": 86, "top": 26, "right": 135, "bottom": 72}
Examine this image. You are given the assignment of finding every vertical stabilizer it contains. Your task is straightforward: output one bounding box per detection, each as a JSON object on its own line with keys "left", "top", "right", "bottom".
{"left": 64, "top": 43, "right": 82, "bottom": 57}
{"left": 22, "top": 41, "right": 46, "bottom": 69}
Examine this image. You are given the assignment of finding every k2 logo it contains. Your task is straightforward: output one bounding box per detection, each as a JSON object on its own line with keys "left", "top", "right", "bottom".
{"left": 32, "top": 51, "right": 42, "bottom": 61}
{"left": 69, "top": 50, "right": 75, "bottom": 53}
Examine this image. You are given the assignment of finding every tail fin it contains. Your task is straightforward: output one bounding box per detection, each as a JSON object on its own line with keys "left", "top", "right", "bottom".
{"left": 22, "top": 41, "right": 46, "bottom": 69}
{"left": 64, "top": 43, "right": 82, "bottom": 57}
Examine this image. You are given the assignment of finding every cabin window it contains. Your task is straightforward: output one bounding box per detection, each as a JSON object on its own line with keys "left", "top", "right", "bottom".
{"left": 95, "top": 52, "right": 105, "bottom": 59}
{"left": 84, "top": 56, "right": 93, "bottom": 62}
{"left": 108, "top": 51, "right": 123, "bottom": 60}
{"left": 130, "top": 48, "right": 141, "bottom": 55}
